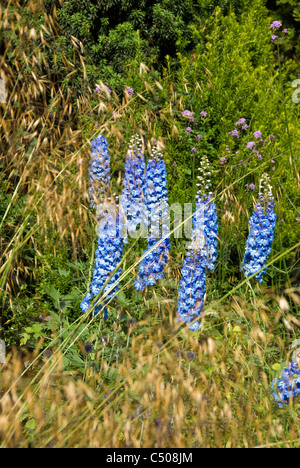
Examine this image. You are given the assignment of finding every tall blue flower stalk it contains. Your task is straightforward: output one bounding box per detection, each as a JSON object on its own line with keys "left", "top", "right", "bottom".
{"left": 120, "top": 134, "right": 146, "bottom": 243}
{"left": 271, "top": 361, "right": 300, "bottom": 407}
{"left": 196, "top": 155, "right": 218, "bottom": 271}
{"left": 177, "top": 156, "right": 218, "bottom": 331}
{"left": 242, "top": 173, "right": 276, "bottom": 283}
{"left": 81, "top": 135, "right": 123, "bottom": 318}
{"left": 89, "top": 135, "right": 111, "bottom": 209}
{"left": 134, "top": 145, "right": 170, "bottom": 291}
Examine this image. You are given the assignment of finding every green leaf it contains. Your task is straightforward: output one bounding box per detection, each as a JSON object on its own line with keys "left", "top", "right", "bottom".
{"left": 25, "top": 419, "right": 36, "bottom": 431}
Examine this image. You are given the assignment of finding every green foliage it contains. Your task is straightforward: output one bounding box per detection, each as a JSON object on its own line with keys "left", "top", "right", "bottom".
{"left": 267, "top": 0, "right": 300, "bottom": 62}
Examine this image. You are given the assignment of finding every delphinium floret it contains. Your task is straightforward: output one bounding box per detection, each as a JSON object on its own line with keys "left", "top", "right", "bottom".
{"left": 134, "top": 144, "right": 170, "bottom": 291}
{"left": 242, "top": 173, "right": 276, "bottom": 283}
{"left": 271, "top": 361, "right": 300, "bottom": 408}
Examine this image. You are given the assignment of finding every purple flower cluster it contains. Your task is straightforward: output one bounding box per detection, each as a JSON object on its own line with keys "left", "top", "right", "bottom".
{"left": 228, "top": 118, "right": 249, "bottom": 141}
{"left": 270, "top": 20, "right": 288, "bottom": 41}
{"left": 182, "top": 110, "right": 194, "bottom": 121}
{"left": 245, "top": 131, "right": 275, "bottom": 159}
{"left": 200, "top": 110, "right": 207, "bottom": 121}
{"left": 253, "top": 130, "right": 262, "bottom": 139}
{"left": 228, "top": 129, "right": 239, "bottom": 138}
{"left": 271, "top": 361, "right": 300, "bottom": 408}
{"left": 126, "top": 87, "right": 134, "bottom": 97}
{"left": 270, "top": 20, "right": 282, "bottom": 29}
{"left": 94, "top": 84, "right": 111, "bottom": 94}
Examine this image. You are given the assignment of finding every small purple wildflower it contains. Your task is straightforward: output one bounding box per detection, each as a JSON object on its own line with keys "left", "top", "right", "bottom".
{"left": 269, "top": 135, "right": 275, "bottom": 140}
{"left": 242, "top": 124, "right": 249, "bottom": 130}
{"left": 246, "top": 142, "right": 256, "bottom": 149}
{"left": 271, "top": 35, "right": 278, "bottom": 42}
{"left": 220, "top": 157, "right": 227, "bottom": 164}
{"left": 191, "top": 147, "right": 197, "bottom": 152}
{"left": 228, "top": 129, "right": 239, "bottom": 138}
{"left": 200, "top": 111, "right": 207, "bottom": 119}
{"left": 126, "top": 87, "right": 134, "bottom": 97}
{"left": 254, "top": 131, "right": 262, "bottom": 139}
{"left": 186, "top": 127, "right": 192, "bottom": 134}
{"left": 182, "top": 110, "right": 194, "bottom": 121}
{"left": 235, "top": 118, "right": 246, "bottom": 126}
{"left": 248, "top": 183, "right": 255, "bottom": 190}
{"left": 196, "top": 134, "right": 203, "bottom": 140}
{"left": 283, "top": 29, "right": 288, "bottom": 34}
{"left": 270, "top": 21, "right": 282, "bottom": 29}
{"left": 296, "top": 217, "right": 300, "bottom": 222}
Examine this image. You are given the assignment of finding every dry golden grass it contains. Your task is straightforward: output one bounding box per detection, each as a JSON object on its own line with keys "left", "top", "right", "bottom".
{"left": 0, "top": 287, "right": 299, "bottom": 448}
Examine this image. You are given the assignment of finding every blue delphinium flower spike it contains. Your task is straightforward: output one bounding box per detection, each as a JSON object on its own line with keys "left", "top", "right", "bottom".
{"left": 177, "top": 196, "right": 207, "bottom": 331}
{"left": 89, "top": 135, "right": 111, "bottom": 209}
{"left": 120, "top": 134, "right": 146, "bottom": 243}
{"left": 177, "top": 155, "right": 218, "bottom": 331}
{"left": 81, "top": 134, "right": 123, "bottom": 319}
{"left": 195, "top": 155, "right": 218, "bottom": 271}
{"left": 134, "top": 145, "right": 170, "bottom": 291}
{"left": 242, "top": 173, "right": 276, "bottom": 283}
{"left": 80, "top": 212, "right": 123, "bottom": 318}
{"left": 271, "top": 361, "right": 300, "bottom": 407}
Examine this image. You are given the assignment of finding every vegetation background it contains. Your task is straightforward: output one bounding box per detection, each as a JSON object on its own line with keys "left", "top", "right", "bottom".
{"left": 0, "top": 0, "right": 299, "bottom": 448}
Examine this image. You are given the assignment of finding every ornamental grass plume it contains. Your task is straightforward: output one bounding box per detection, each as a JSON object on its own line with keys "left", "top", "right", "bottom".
{"left": 177, "top": 156, "right": 218, "bottom": 331}
{"left": 134, "top": 145, "right": 170, "bottom": 291}
{"left": 89, "top": 135, "right": 111, "bottom": 209}
{"left": 271, "top": 361, "right": 300, "bottom": 408}
{"left": 120, "top": 134, "right": 146, "bottom": 243}
{"left": 242, "top": 173, "right": 276, "bottom": 283}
